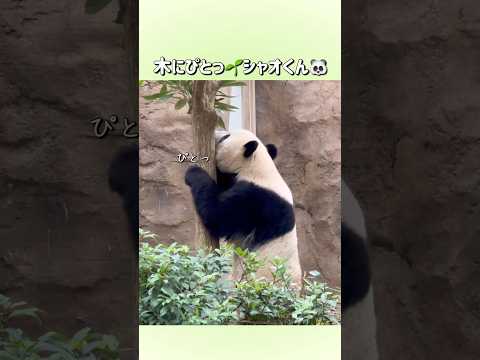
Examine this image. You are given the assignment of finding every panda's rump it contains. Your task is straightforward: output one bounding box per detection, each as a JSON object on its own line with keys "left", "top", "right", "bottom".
{"left": 255, "top": 228, "right": 302, "bottom": 285}
{"left": 223, "top": 228, "right": 302, "bottom": 287}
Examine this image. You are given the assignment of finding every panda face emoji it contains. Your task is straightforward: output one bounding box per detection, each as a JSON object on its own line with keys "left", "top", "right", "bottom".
{"left": 310, "top": 59, "right": 328, "bottom": 76}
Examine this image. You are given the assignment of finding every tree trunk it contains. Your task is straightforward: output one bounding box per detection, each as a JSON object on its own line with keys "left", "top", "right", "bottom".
{"left": 191, "top": 81, "right": 221, "bottom": 249}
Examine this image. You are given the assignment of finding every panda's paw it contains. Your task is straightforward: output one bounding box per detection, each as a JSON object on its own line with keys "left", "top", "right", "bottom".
{"left": 185, "top": 165, "right": 208, "bottom": 187}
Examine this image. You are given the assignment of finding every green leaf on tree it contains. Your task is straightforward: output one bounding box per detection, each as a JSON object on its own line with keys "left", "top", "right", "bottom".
{"left": 159, "top": 84, "right": 169, "bottom": 96}
{"left": 215, "top": 102, "right": 238, "bottom": 112}
{"left": 216, "top": 116, "right": 226, "bottom": 129}
{"left": 175, "top": 98, "right": 188, "bottom": 110}
{"left": 143, "top": 92, "right": 172, "bottom": 101}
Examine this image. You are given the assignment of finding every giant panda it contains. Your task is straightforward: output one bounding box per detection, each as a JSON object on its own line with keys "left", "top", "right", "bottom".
{"left": 108, "top": 144, "right": 140, "bottom": 360}
{"left": 108, "top": 143, "right": 139, "bottom": 256}
{"left": 184, "top": 129, "right": 302, "bottom": 286}
{"left": 341, "top": 180, "right": 379, "bottom": 359}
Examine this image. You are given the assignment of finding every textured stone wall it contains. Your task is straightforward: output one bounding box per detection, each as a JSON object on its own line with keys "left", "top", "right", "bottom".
{"left": 0, "top": 2, "right": 136, "bottom": 358}
{"left": 256, "top": 81, "right": 341, "bottom": 287}
{"left": 140, "top": 80, "right": 341, "bottom": 287}
{"left": 343, "top": 1, "right": 480, "bottom": 358}
{"left": 139, "top": 86, "right": 195, "bottom": 244}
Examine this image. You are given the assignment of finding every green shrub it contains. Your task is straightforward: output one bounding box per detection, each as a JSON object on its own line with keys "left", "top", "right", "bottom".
{"left": 0, "top": 294, "right": 119, "bottom": 359}
{"left": 139, "top": 230, "right": 340, "bottom": 325}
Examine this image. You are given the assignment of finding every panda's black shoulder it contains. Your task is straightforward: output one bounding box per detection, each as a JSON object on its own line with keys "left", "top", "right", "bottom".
{"left": 109, "top": 143, "right": 138, "bottom": 196}
{"left": 216, "top": 168, "right": 237, "bottom": 192}
{"left": 221, "top": 180, "right": 295, "bottom": 248}
{"left": 226, "top": 180, "right": 293, "bottom": 215}
{"left": 108, "top": 144, "right": 139, "bottom": 246}
{"left": 341, "top": 222, "right": 371, "bottom": 311}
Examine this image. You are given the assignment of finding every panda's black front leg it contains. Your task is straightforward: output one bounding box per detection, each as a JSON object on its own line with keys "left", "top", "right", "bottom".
{"left": 185, "top": 166, "right": 221, "bottom": 237}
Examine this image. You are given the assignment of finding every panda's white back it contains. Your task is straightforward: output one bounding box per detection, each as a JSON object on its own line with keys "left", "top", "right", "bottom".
{"left": 240, "top": 140, "right": 300, "bottom": 284}
{"left": 236, "top": 145, "right": 294, "bottom": 205}
{"left": 220, "top": 131, "right": 301, "bottom": 285}
{"left": 254, "top": 226, "right": 301, "bottom": 286}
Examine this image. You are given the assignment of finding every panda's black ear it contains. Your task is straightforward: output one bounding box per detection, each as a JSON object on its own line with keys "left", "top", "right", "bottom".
{"left": 266, "top": 144, "right": 277, "bottom": 160}
{"left": 243, "top": 140, "right": 259, "bottom": 158}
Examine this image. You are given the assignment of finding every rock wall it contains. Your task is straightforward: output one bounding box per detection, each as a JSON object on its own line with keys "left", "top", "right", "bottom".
{"left": 343, "top": 1, "right": 480, "bottom": 358}
{"left": 256, "top": 81, "right": 341, "bottom": 287}
{"left": 140, "top": 80, "right": 341, "bottom": 287}
{"left": 0, "top": 2, "right": 136, "bottom": 358}
{"left": 139, "top": 86, "right": 195, "bottom": 244}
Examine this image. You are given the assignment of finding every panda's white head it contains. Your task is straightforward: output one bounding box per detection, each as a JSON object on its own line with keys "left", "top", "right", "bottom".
{"left": 215, "top": 129, "right": 277, "bottom": 176}
{"left": 215, "top": 129, "right": 292, "bottom": 202}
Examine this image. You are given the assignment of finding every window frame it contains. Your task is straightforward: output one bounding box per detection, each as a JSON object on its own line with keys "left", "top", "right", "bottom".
{"left": 219, "top": 80, "right": 256, "bottom": 134}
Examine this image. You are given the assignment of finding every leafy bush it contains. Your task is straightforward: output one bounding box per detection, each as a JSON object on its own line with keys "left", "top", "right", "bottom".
{"left": 0, "top": 294, "right": 119, "bottom": 359}
{"left": 139, "top": 230, "right": 340, "bottom": 325}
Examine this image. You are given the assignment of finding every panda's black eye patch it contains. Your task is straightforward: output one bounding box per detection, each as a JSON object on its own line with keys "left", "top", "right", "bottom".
{"left": 218, "top": 134, "right": 230, "bottom": 145}
{"left": 243, "top": 140, "right": 258, "bottom": 158}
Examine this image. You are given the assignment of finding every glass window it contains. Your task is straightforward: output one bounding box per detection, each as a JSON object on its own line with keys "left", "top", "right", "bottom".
{"left": 218, "top": 81, "right": 256, "bottom": 133}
